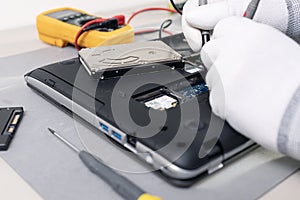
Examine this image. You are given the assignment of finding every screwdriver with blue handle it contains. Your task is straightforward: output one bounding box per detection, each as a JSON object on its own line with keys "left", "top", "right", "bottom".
{"left": 48, "top": 128, "right": 161, "bottom": 200}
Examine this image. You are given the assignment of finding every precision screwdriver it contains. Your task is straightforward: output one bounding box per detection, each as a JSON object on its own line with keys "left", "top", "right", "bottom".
{"left": 48, "top": 128, "right": 161, "bottom": 200}
{"left": 244, "top": 0, "right": 261, "bottom": 19}
{"left": 198, "top": 0, "right": 210, "bottom": 45}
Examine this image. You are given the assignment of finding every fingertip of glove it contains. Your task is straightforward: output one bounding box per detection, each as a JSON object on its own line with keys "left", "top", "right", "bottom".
{"left": 186, "top": 6, "right": 215, "bottom": 30}
{"left": 213, "top": 17, "right": 253, "bottom": 38}
{"left": 182, "top": 18, "right": 203, "bottom": 51}
{"left": 186, "top": 2, "right": 231, "bottom": 30}
{"left": 208, "top": 80, "right": 226, "bottom": 119}
{"left": 185, "top": 35, "right": 202, "bottom": 52}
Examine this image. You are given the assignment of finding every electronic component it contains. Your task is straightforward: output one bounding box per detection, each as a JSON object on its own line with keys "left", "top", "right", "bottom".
{"left": 134, "top": 74, "right": 208, "bottom": 109}
{"left": 140, "top": 82, "right": 208, "bottom": 109}
{"left": 176, "top": 82, "right": 209, "bottom": 99}
{"left": 0, "top": 107, "right": 24, "bottom": 151}
{"left": 36, "top": 7, "right": 134, "bottom": 48}
{"left": 78, "top": 41, "right": 184, "bottom": 79}
{"left": 144, "top": 95, "right": 178, "bottom": 110}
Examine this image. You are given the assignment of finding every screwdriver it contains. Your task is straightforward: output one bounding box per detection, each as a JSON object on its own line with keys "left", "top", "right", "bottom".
{"left": 198, "top": 0, "right": 210, "bottom": 45}
{"left": 243, "top": 0, "right": 261, "bottom": 19}
{"left": 48, "top": 128, "right": 162, "bottom": 200}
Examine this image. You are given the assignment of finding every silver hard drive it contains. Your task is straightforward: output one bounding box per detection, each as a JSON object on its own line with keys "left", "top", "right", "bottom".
{"left": 78, "top": 41, "right": 183, "bottom": 79}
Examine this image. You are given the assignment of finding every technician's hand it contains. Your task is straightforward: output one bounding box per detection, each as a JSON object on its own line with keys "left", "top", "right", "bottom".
{"left": 182, "top": 0, "right": 290, "bottom": 51}
{"left": 202, "top": 17, "right": 300, "bottom": 160}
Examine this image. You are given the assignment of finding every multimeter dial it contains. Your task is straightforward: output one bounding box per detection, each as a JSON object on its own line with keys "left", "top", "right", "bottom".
{"left": 46, "top": 10, "right": 97, "bottom": 26}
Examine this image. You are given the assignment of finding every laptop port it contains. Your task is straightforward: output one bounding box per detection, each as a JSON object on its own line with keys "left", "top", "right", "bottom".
{"left": 127, "top": 135, "right": 136, "bottom": 147}
{"left": 112, "top": 131, "right": 122, "bottom": 141}
{"left": 99, "top": 123, "right": 109, "bottom": 132}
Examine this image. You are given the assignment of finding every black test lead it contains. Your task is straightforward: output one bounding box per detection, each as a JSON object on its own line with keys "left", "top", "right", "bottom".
{"left": 47, "top": 128, "right": 162, "bottom": 200}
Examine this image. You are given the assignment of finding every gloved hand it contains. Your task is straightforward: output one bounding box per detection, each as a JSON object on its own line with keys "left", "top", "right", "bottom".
{"left": 201, "top": 16, "right": 300, "bottom": 160}
{"left": 182, "top": 0, "right": 289, "bottom": 51}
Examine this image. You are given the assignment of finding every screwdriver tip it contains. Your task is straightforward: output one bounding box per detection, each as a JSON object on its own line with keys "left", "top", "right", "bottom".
{"left": 47, "top": 127, "right": 80, "bottom": 153}
{"left": 48, "top": 128, "right": 55, "bottom": 134}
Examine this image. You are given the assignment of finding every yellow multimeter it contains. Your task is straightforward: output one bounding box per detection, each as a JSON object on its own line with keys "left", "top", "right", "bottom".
{"left": 36, "top": 7, "right": 134, "bottom": 48}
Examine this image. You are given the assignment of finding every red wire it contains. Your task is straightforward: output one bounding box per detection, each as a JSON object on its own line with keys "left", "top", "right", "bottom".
{"left": 74, "top": 8, "right": 177, "bottom": 50}
{"left": 134, "top": 29, "right": 173, "bottom": 36}
{"left": 74, "top": 18, "right": 106, "bottom": 50}
{"left": 162, "top": 30, "right": 173, "bottom": 36}
{"left": 127, "top": 8, "right": 177, "bottom": 24}
{"left": 134, "top": 29, "right": 157, "bottom": 35}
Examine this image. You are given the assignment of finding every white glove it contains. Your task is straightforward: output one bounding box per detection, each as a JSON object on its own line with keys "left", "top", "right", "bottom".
{"left": 182, "top": 0, "right": 289, "bottom": 51}
{"left": 201, "top": 16, "right": 300, "bottom": 160}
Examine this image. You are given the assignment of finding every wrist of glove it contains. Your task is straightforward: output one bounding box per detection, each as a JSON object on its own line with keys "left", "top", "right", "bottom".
{"left": 182, "top": 0, "right": 291, "bottom": 51}
{"left": 201, "top": 17, "right": 300, "bottom": 160}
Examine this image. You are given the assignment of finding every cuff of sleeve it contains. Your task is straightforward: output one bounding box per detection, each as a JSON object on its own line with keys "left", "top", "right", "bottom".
{"left": 286, "top": 0, "right": 300, "bottom": 42}
{"left": 278, "top": 84, "right": 300, "bottom": 160}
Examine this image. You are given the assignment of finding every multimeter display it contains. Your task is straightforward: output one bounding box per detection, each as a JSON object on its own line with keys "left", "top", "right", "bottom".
{"left": 36, "top": 7, "right": 134, "bottom": 48}
{"left": 46, "top": 10, "right": 97, "bottom": 26}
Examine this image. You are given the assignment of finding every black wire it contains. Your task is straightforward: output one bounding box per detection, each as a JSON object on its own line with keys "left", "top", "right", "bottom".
{"left": 159, "top": 19, "right": 173, "bottom": 39}
{"left": 170, "top": 0, "right": 183, "bottom": 15}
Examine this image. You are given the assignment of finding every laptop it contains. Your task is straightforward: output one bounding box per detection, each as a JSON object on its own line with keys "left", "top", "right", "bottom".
{"left": 24, "top": 33, "right": 256, "bottom": 187}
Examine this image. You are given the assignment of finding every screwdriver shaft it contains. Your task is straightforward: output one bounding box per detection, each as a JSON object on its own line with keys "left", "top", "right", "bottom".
{"left": 48, "top": 128, "right": 80, "bottom": 153}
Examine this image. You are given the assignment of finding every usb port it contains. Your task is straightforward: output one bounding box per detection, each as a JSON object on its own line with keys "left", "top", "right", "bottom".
{"left": 99, "top": 123, "right": 109, "bottom": 132}
{"left": 112, "top": 131, "right": 122, "bottom": 141}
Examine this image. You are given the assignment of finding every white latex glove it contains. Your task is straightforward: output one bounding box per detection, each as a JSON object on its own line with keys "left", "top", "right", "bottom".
{"left": 182, "top": 0, "right": 289, "bottom": 51}
{"left": 202, "top": 17, "right": 300, "bottom": 160}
